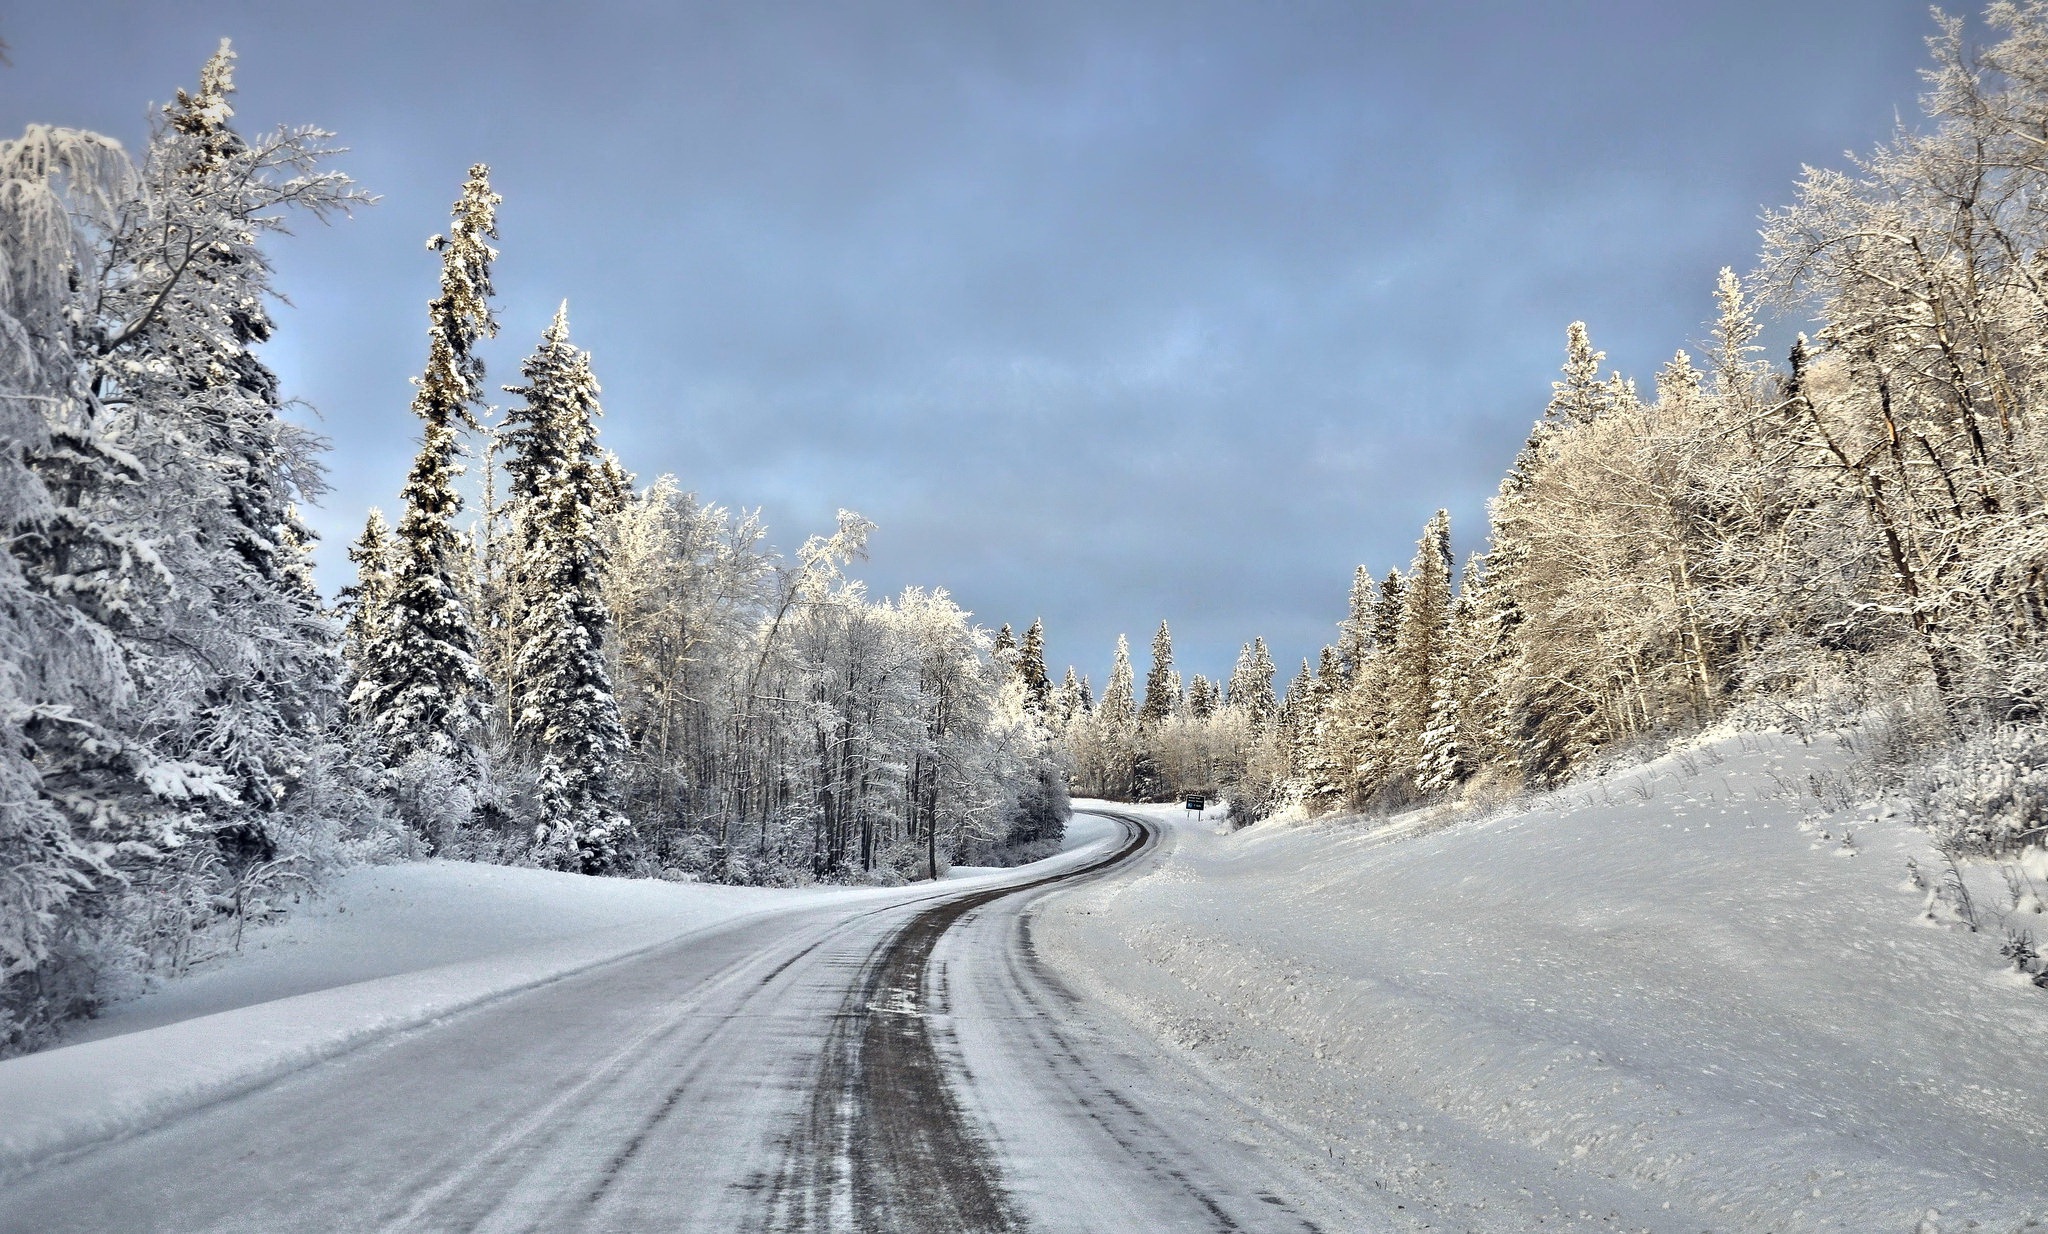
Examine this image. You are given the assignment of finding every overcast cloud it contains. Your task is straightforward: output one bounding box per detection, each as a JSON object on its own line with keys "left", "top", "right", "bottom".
{"left": 2, "top": 1, "right": 1947, "bottom": 684}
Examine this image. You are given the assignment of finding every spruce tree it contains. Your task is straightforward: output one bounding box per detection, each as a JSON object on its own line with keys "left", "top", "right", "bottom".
{"left": 354, "top": 165, "right": 499, "bottom": 790}
{"left": 1389, "top": 511, "right": 1455, "bottom": 781}
{"left": 122, "top": 42, "right": 353, "bottom": 838}
{"left": 1017, "top": 617, "right": 1053, "bottom": 718}
{"left": 502, "top": 305, "right": 630, "bottom": 874}
{"left": 1335, "top": 565, "right": 1377, "bottom": 678}
{"left": 1054, "top": 666, "right": 1086, "bottom": 727}
{"left": 1417, "top": 582, "right": 1477, "bottom": 794}
{"left": 1100, "top": 635, "right": 1139, "bottom": 798}
{"left": 1374, "top": 569, "right": 1406, "bottom": 649}
{"left": 1549, "top": 321, "right": 1608, "bottom": 425}
{"left": 1225, "top": 637, "right": 1277, "bottom": 728}
{"left": 340, "top": 509, "right": 394, "bottom": 698}
{"left": 1140, "top": 620, "right": 1177, "bottom": 726}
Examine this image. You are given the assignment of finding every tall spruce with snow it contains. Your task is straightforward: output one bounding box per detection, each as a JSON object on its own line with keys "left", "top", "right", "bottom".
{"left": 1550, "top": 321, "right": 1609, "bottom": 425}
{"left": 1017, "top": 617, "right": 1053, "bottom": 719}
{"left": 1335, "top": 566, "right": 1376, "bottom": 679}
{"left": 84, "top": 43, "right": 358, "bottom": 863}
{"left": 501, "top": 306, "right": 630, "bottom": 873}
{"left": 1417, "top": 583, "right": 1477, "bottom": 793}
{"left": 1389, "top": 511, "right": 1456, "bottom": 782}
{"left": 1100, "top": 635, "right": 1140, "bottom": 797}
{"left": 354, "top": 166, "right": 500, "bottom": 816}
{"left": 340, "top": 509, "right": 394, "bottom": 697}
{"left": 1140, "top": 621, "right": 1177, "bottom": 726}
{"left": 0, "top": 47, "right": 368, "bottom": 1047}
{"left": 1225, "top": 637, "right": 1277, "bottom": 728}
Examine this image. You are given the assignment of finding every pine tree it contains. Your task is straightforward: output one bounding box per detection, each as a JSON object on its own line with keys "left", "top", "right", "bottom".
{"left": 1549, "top": 321, "right": 1608, "bottom": 425}
{"left": 1, "top": 46, "right": 366, "bottom": 1043}
{"left": 502, "top": 305, "right": 631, "bottom": 874}
{"left": 1417, "top": 580, "right": 1477, "bottom": 794}
{"left": 1187, "top": 674, "right": 1219, "bottom": 719}
{"left": 1389, "top": 511, "right": 1455, "bottom": 782}
{"left": 1100, "top": 635, "right": 1139, "bottom": 798}
{"left": 1225, "top": 637, "right": 1277, "bottom": 728}
{"left": 117, "top": 42, "right": 355, "bottom": 843}
{"left": 340, "top": 509, "right": 394, "bottom": 697}
{"left": 1141, "top": 620, "right": 1177, "bottom": 726}
{"left": 354, "top": 165, "right": 500, "bottom": 797}
{"left": 1374, "top": 569, "right": 1406, "bottom": 649}
{"left": 1335, "top": 565, "right": 1377, "bottom": 678}
{"left": 1017, "top": 617, "right": 1053, "bottom": 718}
{"left": 1054, "top": 666, "right": 1087, "bottom": 727}
{"left": 992, "top": 623, "right": 1017, "bottom": 666}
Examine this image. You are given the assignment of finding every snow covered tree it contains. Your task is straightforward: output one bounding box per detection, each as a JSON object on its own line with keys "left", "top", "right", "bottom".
{"left": 501, "top": 305, "right": 630, "bottom": 873}
{"left": 1388, "top": 512, "right": 1455, "bottom": 784}
{"left": 1055, "top": 666, "right": 1089, "bottom": 727}
{"left": 1141, "top": 620, "right": 1177, "bottom": 726}
{"left": 1098, "top": 634, "right": 1140, "bottom": 797}
{"left": 1017, "top": 617, "right": 1053, "bottom": 719}
{"left": 1335, "top": 566, "right": 1376, "bottom": 679}
{"left": 1225, "top": 637, "right": 1277, "bottom": 728}
{"left": 1548, "top": 321, "right": 1609, "bottom": 426}
{"left": 353, "top": 165, "right": 499, "bottom": 820}
{"left": 0, "top": 46, "right": 370, "bottom": 1047}
{"left": 340, "top": 509, "right": 395, "bottom": 697}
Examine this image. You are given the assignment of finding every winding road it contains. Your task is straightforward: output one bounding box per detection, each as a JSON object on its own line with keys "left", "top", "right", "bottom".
{"left": 0, "top": 811, "right": 1356, "bottom": 1233}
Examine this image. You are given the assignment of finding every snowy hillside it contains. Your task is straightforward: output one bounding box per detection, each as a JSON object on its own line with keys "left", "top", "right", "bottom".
{"left": 1039, "top": 735, "right": 2048, "bottom": 1233}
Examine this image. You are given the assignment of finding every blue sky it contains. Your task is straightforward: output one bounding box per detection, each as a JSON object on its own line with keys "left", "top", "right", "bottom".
{"left": 2, "top": 1, "right": 1949, "bottom": 685}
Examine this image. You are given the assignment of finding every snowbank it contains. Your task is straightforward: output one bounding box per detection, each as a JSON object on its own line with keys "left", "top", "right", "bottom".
{"left": 1046, "top": 737, "right": 2048, "bottom": 1232}
{"left": 0, "top": 865, "right": 831, "bottom": 1178}
{"left": 0, "top": 847, "right": 1111, "bottom": 1180}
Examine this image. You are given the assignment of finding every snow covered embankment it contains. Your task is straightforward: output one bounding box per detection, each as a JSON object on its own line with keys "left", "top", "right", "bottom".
{"left": 0, "top": 864, "right": 799, "bottom": 1178}
{"left": 0, "top": 825, "right": 1126, "bottom": 1182}
{"left": 1043, "top": 738, "right": 2048, "bottom": 1233}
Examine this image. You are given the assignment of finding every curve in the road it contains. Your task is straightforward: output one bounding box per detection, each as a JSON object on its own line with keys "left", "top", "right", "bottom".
{"left": 764, "top": 814, "right": 1156, "bottom": 1233}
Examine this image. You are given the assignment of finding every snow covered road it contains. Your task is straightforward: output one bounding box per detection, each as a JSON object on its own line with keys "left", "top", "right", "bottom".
{"left": 0, "top": 813, "right": 1370, "bottom": 1233}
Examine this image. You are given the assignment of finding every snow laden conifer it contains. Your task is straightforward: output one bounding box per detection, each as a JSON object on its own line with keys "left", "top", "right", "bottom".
{"left": 1549, "top": 321, "right": 1608, "bottom": 426}
{"left": 1141, "top": 621, "right": 1177, "bottom": 726}
{"left": 354, "top": 165, "right": 500, "bottom": 837}
{"left": 1098, "top": 635, "right": 1140, "bottom": 798}
{"left": 1389, "top": 512, "right": 1456, "bottom": 785}
{"left": 502, "top": 306, "right": 630, "bottom": 874}
{"left": 119, "top": 44, "right": 363, "bottom": 852}
{"left": 1226, "top": 636, "right": 1278, "bottom": 729}
{"left": 1017, "top": 617, "right": 1053, "bottom": 719}
{"left": 340, "top": 510, "right": 394, "bottom": 699}
{"left": 0, "top": 45, "right": 370, "bottom": 1047}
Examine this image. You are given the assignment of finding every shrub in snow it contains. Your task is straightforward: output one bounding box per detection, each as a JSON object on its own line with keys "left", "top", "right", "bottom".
{"left": 1904, "top": 724, "right": 2048, "bottom": 858}
{"left": 1999, "top": 928, "right": 2042, "bottom": 979}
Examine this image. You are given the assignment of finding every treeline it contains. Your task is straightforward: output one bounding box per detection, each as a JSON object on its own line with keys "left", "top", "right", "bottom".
{"left": 1067, "top": 5, "right": 2048, "bottom": 823}
{"left": 0, "top": 44, "right": 1060, "bottom": 1052}
{"left": 345, "top": 171, "right": 1066, "bottom": 888}
{"left": 1056, "top": 622, "right": 1273, "bottom": 802}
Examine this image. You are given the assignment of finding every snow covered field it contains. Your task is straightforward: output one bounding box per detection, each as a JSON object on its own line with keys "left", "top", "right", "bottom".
{"left": 1040, "top": 735, "right": 2048, "bottom": 1233}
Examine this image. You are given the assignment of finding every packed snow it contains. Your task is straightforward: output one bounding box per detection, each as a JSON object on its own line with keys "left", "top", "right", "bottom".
{"left": 1039, "top": 734, "right": 2048, "bottom": 1233}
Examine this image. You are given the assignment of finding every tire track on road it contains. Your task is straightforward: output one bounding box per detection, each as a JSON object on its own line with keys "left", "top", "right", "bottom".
{"left": 763, "top": 817, "right": 1155, "bottom": 1233}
